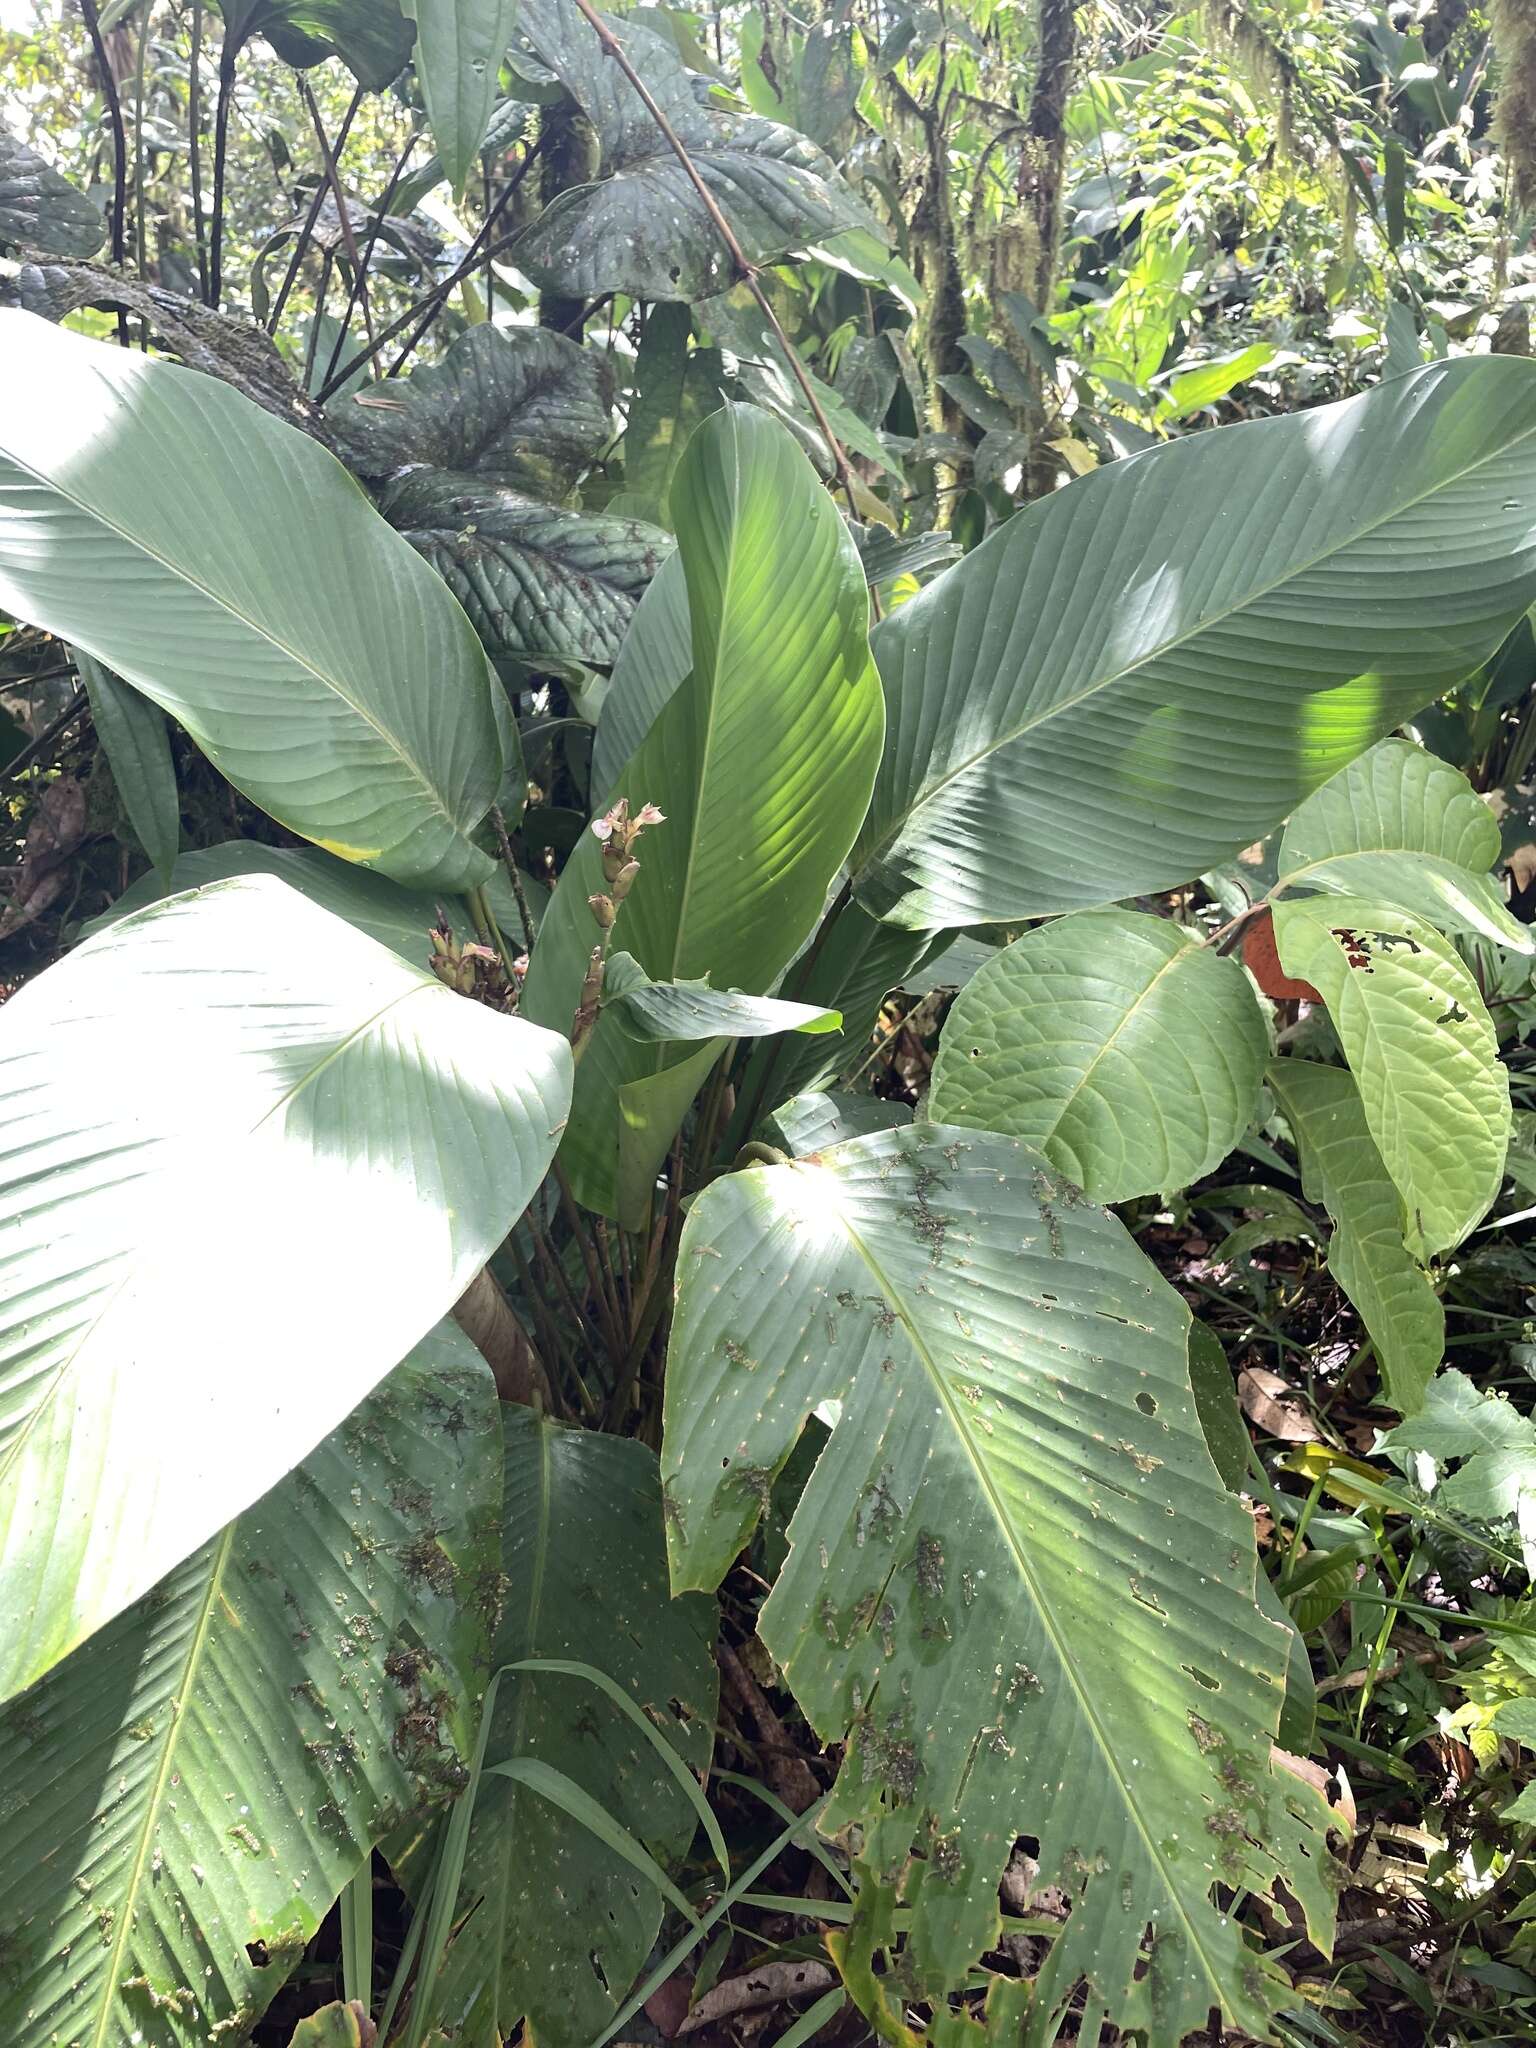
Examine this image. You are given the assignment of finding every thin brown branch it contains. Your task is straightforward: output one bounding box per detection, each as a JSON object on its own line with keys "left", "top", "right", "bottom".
{"left": 297, "top": 77, "right": 378, "bottom": 368}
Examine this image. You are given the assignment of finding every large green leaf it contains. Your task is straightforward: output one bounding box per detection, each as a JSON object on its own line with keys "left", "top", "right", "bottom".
{"left": 85, "top": 840, "right": 546, "bottom": 961}
{"left": 929, "top": 908, "right": 1269, "bottom": 1202}
{"left": 332, "top": 323, "right": 612, "bottom": 498}
{"left": 512, "top": 0, "right": 879, "bottom": 300}
{"left": 0, "top": 875, "right": 570, "bottom": 1703}
{"left": 214, "top": 0, "right": 415, "bottom": 88}
{"left": 400, "top": 1412, "right": 718, "bottom": 2048}
{"left": 663, "top": 1125, "right": 1336, "bottom": 2036}
{"left": 0, "top": 312, "right": 502, "bottom": 891}
{"left": 380, "top": 468, "right": 671, "bottom": 669}
{"left": 403, "top": 0, "right": 518, "bottom": 192}
{"left": 1269, "top": 1060, "right": 1443, "bottom": 1416}
{"left": 76, "top": 651, "right": 179, "bottom": 882}
{"left": 1272, "top": 895, "right": 1510, "bottom": 1256}
{"left": 852, "top": 357, "right": 1536, "bottom": 927}
{"left": 0, "top": 125, "right": 104, "bottom": 257}
{"left": 615, "top": 305, "right": 724, "bottom": 527}
{"left": 523, "top": 404, "right": 883, "bottom": 1219}
{"left": 1274, "top": 737, "right": 1531, "bottom": 952}
{"left": 0, "top": 1326, "right": 500, "bottom": 2048}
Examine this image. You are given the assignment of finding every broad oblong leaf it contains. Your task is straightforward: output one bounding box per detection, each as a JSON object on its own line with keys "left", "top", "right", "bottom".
{"left": 399, "top": 1412, "right": 718, "bottom": 2048}
{"left": 663, "top": 1125, "right": 1336, "bottom": 2037}
{"left": 76, "top": 650, "right": 179, "bottom": 881}
{"left": 404, "top": 0, "right": 518, "bottom": 192}
{"left": 0, "top": 875, "right": 571, "bottom": 1702}
{"left": 85, "top": 840, "right": 545, "bottom": 962}
{"left": 523, "top": 404, "right": 883, "bottom": 1219}
{"left": 0, "top": 125, "right": 104, "bottom": 257}
{"left": 1269, "top": 1059, "right": 1443, "bottom": 1415}
{"left": 513, "top": 0, "right": 879, "bottom": 300}
{"left": 214, "top": 0, "right": 415, "bottom": 87}
{"left": 1272, "top": 894, "right": 1510, "bottom": 1256}
{"left": 0, "top": 312, "right": 500, "bottom": 891}
{"left": 332, "top": 323, "right": 611, "bottom": 497}
{"left": 1274, "top": 737, "right": 1531, "bottom": 952}
{"left": 852, "top": 357, "right": 1536, "bottom": 927}
{"left": 0, "top": 1326, "right": 501, "bottom": 2047}
{"left": 381, "top": 468, "right": 670, "bottom": 669}
{"left": 929, "top": 908, "right": 1269, "bottom": 1201}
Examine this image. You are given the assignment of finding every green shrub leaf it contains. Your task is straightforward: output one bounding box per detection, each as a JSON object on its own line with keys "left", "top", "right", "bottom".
{"left": 0, "top": 123, "right": 104, "bottom": 257}
{"left": 1271, "top": 896, "right": 1510, "bottom": 1255}
{"left": 1275, "top": 738, "right": 1531, "bottom": 952}
{"left": 523, "top": 404, "right": 882, "bottom": 1220}
{"left": 1268, "top": 1059, "right": 1444, "bottom": 1416}
{"left": 929, "top": 909, "right": 1269, "bottom": 1201}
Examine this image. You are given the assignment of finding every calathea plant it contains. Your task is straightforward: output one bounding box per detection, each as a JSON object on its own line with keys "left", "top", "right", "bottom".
{"left": 2, "top": 281, "right": 1536, "bottom": 2048}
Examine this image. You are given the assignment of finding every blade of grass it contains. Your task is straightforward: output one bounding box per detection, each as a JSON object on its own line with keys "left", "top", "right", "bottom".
{"left": 484, "top": 1757, "right": 700, "bottom": 1923}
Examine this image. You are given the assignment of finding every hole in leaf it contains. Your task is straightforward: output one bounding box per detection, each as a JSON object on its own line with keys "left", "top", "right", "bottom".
{"left": 1184, "top": 1664, "right": 1220, "bottom": 1691}
{"left": 1136, "top": 1392, "right": 1157, "bottom": 1416}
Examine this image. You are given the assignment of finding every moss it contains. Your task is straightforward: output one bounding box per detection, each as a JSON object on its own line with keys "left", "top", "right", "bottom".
{"left": 1494, "top": 0, "right": 1536, "bottom": 212}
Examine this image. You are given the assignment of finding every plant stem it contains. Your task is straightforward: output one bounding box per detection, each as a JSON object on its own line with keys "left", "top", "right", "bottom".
{"left": 564, "top": 0, "right": 861, "bottom": 513}
{"left": 268, "top": 83, "right": 365, "bottom": 337}
{"left": 188, "top": 1, "right": 208, "bottom": 302}
{"left": 79, "top": 0, "right": 131, "bottom": 345}
{"left": 491, "top": 804, "right": 538, "bottom": 956}
{"left": 207, "top": 42, "right": 236, "bottom": 307}
{"left": 317, "top": 136, "right": 548, "bottom": 401}
{"left": 553, "top": 1161, "right": 626, "bottom": 1360}
{"left": 131, "top": 3, "right": 149, "bottom": 290}
{"left": 298, "top": 77, "right": 378, "bottom": 365}
{"left": 339, "top": 1857, "right": 373, "bottom": 2016}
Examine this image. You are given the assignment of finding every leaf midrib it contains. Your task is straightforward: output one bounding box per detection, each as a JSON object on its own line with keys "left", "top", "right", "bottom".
{"left": 90, "top": 1525, "right": 235, "bottom": 2048}
{"left": 860, "top": 383, "right": 1536, "bottom": 872}
{"left": 1, "top": 446, "right": 469, "bottom": 844}
{"left": 799, "top": 1161, "right": 1243, "bottom": 2023}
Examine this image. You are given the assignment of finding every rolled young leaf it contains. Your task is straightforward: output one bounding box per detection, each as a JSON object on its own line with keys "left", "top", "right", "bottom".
{"left": 0, "top": 1325, "right": 501, "bottom": 2047}
{"left": 0, "top": 311, "right": 501, "bottom": 891}
{"left": 852, "top": 356, "right": 1536, "bottom": 927}
{"left": 1268, "top": 1059, "right": 1443, "bottom": 1416}
{"left": 0, "top": 876, "right": 571, "bottom": 1703}
{"left": 1274, "top": 738, "right": 1531, "bottom": 952}
{"left": 929, "top": 908, "right": 1269, "bottom": 1202}
{"left": 663, "top": 1125, "right": 1337, "bottom": 2038}
{"left": 1271, "top": 895, "right": 1510, "bottom": 1257}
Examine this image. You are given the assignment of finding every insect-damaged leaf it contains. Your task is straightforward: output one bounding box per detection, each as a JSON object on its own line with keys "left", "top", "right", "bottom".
{"left": 0, "top": 1325, "right": 500, "bottom": 2046}
{"left": 664, "top": 1124, "right": 1338, "bottom": 2039}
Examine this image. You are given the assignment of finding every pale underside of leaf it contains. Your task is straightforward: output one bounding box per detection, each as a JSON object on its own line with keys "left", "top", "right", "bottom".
{"left": 0, "top": 875, "right": 570, "bottom": 1702}
{"left": 0, "top": 312, "right": 499, "bottom": 890}
{"left": 852, "top": 356, "right": 1536, "bottom": 927}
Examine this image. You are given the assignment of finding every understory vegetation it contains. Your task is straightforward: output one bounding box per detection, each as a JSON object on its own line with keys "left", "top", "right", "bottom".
{"left": 7, "top": 2, "right": 1536, "bottom": 2044}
